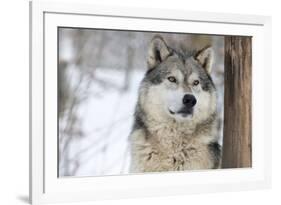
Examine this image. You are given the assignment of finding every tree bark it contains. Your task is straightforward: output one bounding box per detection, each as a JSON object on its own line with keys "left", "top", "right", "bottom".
{"left": 222, "top": 36, "right": 252, "bottom": 168}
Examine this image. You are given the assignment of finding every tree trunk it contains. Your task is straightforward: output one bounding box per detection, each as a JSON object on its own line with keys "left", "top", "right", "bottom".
{"left": 222, "top": 36, "right": 252, "bottom": 168}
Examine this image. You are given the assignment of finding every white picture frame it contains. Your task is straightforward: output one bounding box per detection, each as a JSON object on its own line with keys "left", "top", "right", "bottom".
{"left": 29, "top": 0, "right": 272, "bottom": 204}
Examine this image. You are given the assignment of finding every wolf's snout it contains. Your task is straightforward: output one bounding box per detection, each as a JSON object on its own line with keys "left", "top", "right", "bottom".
{"left": 182, "top": 94, "right": 197, "bottom": 108}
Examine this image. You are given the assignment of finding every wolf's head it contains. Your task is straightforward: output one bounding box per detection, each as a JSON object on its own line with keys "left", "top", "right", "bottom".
{"left": 138, "top": 35, "right": 217, "bottom": 126}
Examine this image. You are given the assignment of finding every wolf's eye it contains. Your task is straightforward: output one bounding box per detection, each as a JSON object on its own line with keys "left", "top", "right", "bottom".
{"left": 193, "top": 80, "right": 200, "bottom": 86}
{"left": 167, "top": 76, "right": 177, "bottom": 83}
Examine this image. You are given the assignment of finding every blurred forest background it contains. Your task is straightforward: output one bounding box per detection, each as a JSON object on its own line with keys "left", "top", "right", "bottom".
{"left": 58, "top": 28, "right": 224, "bottom": 177}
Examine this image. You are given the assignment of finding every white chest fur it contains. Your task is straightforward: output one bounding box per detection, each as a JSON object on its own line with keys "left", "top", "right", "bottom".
{"left": 130, "top": 123, "right": 216, "bottom": 172}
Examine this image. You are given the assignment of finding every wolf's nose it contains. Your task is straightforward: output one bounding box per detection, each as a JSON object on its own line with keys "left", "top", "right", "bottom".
{"left": 183, "top": 94, "right": 197, "bottom": 108}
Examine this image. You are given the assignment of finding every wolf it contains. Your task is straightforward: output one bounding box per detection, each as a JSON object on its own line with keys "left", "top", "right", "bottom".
{"left": 129, "top": 35, "right": 221, "bottom": 173}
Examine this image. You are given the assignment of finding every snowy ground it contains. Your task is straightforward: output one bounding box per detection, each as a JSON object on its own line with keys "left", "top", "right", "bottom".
{"left": 59, "top": 67, "right": 145, "bottom": 177}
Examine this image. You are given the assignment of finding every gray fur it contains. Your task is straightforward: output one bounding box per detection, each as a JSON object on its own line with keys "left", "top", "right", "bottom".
{"left": 130, "top": 35, "right": 221, "bottom": 173}
{"left": 208, "top": 142, "right": 222, "bottom": 169}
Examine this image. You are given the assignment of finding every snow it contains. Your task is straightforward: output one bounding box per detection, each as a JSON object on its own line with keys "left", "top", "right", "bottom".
{"left": 60, "top": 67, "right": 145, "bottom": 177}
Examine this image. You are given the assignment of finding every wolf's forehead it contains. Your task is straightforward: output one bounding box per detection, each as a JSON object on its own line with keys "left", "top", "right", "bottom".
{"left": 169, "top": 57, "right": 197, "bottom": 77}
{"left": 184, "top": 57, "right": 200, "bottom": 71}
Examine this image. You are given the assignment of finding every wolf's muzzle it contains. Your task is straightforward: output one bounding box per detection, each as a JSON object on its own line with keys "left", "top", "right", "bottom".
{"left": 182, "top": 94, "right": 197, "bottom": 108}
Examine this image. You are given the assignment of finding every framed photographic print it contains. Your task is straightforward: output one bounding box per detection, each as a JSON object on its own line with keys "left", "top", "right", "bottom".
{"left": 30, "top": 0, "right": 271, "bottom": 204}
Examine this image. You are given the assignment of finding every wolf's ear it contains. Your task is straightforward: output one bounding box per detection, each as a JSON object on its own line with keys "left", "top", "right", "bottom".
{"left": 147, "top": 36, "right": 171, "bottom": 69}
{"left": 195, "top": 46, "right": 214, "bottom": 74}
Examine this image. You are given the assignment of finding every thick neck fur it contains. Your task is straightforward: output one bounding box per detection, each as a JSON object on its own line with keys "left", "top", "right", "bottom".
{"left": 135, "top": 104, "right": 218, "bottom": 151}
